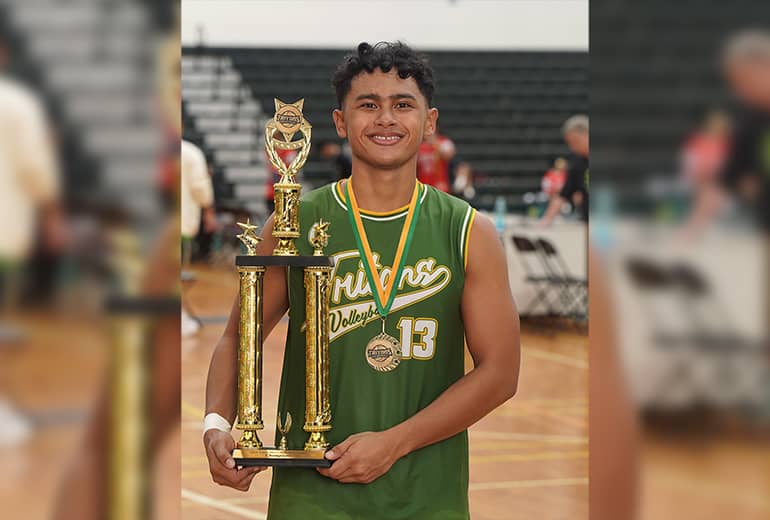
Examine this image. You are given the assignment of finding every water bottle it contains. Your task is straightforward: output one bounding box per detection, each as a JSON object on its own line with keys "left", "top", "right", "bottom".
{"left": 494, "top": 196, "right": 507, "bottom": 235}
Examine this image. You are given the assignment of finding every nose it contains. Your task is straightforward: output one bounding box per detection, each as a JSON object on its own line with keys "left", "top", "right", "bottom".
{"left": 375, "top": 106, "right": 396, "bottom": 127}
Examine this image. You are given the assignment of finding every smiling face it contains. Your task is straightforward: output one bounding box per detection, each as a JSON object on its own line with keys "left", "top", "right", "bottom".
{"left": 332, "top": 69, "right": 438, "bottom": 172}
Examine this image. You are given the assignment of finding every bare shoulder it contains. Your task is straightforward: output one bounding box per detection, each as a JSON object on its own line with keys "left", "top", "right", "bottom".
{"left": 466, "top": 212, "right": 505, "bottom": 275}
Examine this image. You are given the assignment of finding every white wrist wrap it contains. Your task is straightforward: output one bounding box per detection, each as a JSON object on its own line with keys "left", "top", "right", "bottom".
{"left": 203, "top": 413, "right": 232, "bottom": 435}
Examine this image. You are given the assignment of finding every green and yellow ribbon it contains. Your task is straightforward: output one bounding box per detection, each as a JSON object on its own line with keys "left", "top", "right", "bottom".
{"left": 344, "top": 179, "right": 424, "bottom": 318}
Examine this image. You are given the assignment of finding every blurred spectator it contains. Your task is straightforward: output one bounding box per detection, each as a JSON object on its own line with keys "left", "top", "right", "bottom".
{"left": 681, "top": 30, "right": 770, "bottom": 237}
{"left": 318, "top": 139, "right": 352, "bottom": 180}
{"left": 721, "top": 30, "right": 770, "bottom": 231}
{"left": 678, "top": 110, "right": 732, "bottom": 237}
{"left": 541, "top": 157, "right": 569, "bottom": 199}
{"left": 193, "top": 164, "right": 219, "bottom": 262}
{"left": 0, "top": 25, "right": 64, "bottom": 447}
{"left": 538, "top": 115, "right": 590, "bottom": 226}
{"left": 451, "top": 159, "right": 476, "bottom": 201}
{"left": 181, "top": 139, "right": 213, "bottom": 337}
{"left": 181, "top": 139, "right": 215, "bottom": 265}
{"left": 0, "top": 39, "right": 65, "bottom": 312}
{"left": 417, "top": 128, "right": 456, "bottom": 192}
{"left": 681, "top": 110, "right": 731, "bottom": 186}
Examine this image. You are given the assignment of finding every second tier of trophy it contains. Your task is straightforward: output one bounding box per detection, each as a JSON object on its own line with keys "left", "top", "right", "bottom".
{"left": 231, "top": 99, "right": 333, "bottom": 468}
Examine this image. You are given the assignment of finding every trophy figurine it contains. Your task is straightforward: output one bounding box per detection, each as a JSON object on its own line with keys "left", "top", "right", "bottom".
{"left": 277, "top": 412, "right": 291, "bottom": 450}
{"left": 231, "top": 99, "right": 334, "bottom": 468}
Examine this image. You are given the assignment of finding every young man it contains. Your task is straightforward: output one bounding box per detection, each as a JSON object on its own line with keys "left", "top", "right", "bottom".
{"left": 203, "top": 42, "right": 520, "bottom": 519}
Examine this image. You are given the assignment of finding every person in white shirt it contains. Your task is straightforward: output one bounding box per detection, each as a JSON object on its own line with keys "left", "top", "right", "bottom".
{"left": 181, "top": 139, "right": 215, "bottom": 335}
{"left": 0, "top": 37, "right": 64, "bottom": 446}
{"left": 0, "top": 66, "right": 63, "bottom": 308}
{"left": 181, "top": 139, "right": 215, "bottom": 260}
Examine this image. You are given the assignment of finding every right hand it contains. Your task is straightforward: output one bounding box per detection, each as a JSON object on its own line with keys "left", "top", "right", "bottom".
{"left": 204, "top": 429, "right": 267, "bottom": 491}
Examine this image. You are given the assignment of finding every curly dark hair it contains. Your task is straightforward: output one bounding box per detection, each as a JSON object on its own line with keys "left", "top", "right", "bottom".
{"left": 332, "top": 41, "right": 436, "bottom": 108}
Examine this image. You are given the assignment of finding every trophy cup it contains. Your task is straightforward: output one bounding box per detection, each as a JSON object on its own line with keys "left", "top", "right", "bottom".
{"left": 231, "top": 99, "right": 333, "bottom": 468}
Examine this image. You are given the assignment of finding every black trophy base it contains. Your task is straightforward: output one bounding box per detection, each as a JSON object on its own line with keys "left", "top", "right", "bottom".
{"left": 232, "top": 447, "right": 332, "bottom": 468}
{"left": 236, "top": 255, "right": 333, "bottom": 267}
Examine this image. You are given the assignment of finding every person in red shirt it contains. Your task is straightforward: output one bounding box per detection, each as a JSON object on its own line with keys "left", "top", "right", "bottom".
{"left": 678, "top": 110, "right": 732, "bottom": 238}
{"left": 680, "top": 110, "right": 731, "bottom": 186}
{"left": 541, "top": 157, "right": 568, "bottom": 199}
{"left": 416, "top": 130, "right": 455, "bottom": 192}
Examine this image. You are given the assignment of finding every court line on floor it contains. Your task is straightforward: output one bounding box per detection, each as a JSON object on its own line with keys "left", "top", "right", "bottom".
{"left": 471, "top": 450, "right": 587, "bottom": 463}
{"left": 513, "top": 405, "right": 587, "bottom": 429}
{"left": 182, "top": 400, "right": 205, "bottom": 419}
{"left": 471, "top": 439, "right": 583, "bottom": 450}
{"left": 523, "top": 347, "right": 588, "bottom": 368}
{"left": 181, "top": 488, "right": 267, "bottom": 519}
{"left": 470, "top": 477, "right": 588, "bottom": 491}
{"left": 221, "top": 496, "right": 269, "bottom": 505}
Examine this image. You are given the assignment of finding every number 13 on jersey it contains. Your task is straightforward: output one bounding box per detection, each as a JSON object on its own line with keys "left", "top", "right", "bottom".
{"left": 397, "top": 317, "right": 438, "bottom": 360}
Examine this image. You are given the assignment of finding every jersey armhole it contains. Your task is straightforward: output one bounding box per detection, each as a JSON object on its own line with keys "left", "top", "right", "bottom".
{"left": 459, "top": 207, "right": 477, "bottom": 272}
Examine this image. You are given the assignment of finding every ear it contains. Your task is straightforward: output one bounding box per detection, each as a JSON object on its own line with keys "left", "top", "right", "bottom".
{"left": 332, "top": 109, "right": 347, "bottom": 139}
{"left": 423, "top": 107, "right": 439, "bottom": 138}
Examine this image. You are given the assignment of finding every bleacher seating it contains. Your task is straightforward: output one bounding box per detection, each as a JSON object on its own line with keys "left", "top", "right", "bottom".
{"left": 182, "top": 46, "right": 588, "bottom": 213}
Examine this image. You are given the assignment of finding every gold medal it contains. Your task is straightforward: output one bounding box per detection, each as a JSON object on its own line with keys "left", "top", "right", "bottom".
{"left": 366, "top": 320, "right": 401, "bottom": 372}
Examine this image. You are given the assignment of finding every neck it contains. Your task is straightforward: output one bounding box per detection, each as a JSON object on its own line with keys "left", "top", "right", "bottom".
{"left": 346, "top": 157, "right": 417, "bottom": 213}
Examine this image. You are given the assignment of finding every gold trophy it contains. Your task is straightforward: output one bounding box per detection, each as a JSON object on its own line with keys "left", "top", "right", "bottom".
{"left": 231, "top": 99, "right": 333, "bottom": 467}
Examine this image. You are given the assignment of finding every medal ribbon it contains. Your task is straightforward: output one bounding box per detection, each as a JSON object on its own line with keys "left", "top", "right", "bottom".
{"left": 344, "top": 179, "right": 423, "bottom": 318}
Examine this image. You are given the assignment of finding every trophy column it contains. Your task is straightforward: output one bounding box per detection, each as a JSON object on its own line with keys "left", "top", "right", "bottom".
{"left": 235, "top": 265, "right": 265, "bottom": 448}
{"left": 303, "top": 264, "right": 332, "bottom": 450}
{"left": 273, "top": 182, "right": 301, "bottom": 256}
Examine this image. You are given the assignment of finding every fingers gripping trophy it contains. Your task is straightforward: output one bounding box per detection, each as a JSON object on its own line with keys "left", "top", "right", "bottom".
{"left": 232, "top": 99, "right": 333, "bottom": 467}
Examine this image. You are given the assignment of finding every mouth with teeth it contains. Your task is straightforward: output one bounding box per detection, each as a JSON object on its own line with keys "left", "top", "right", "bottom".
{"left": 368, "top": 133, "right": 404, "bottom": 146}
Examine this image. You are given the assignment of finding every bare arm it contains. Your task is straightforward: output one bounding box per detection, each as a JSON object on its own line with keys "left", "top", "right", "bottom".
{"left": 539, "top": 196, "right": 565, "bottom": 227}
{"left": 319, "top": 214, "right": 520, "bottom": 483}
{"left": 679, "top": 182, "right": 728, "bottom": 239}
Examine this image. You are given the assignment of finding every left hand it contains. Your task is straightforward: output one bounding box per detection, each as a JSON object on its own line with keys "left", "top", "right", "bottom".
{"left": 317, "top": 430, "right": 404, "bottom": 484}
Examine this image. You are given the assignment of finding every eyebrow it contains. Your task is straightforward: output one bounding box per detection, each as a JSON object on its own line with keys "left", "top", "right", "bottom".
{"left": 354, "top": 93, "right": 418, "bottom": 102}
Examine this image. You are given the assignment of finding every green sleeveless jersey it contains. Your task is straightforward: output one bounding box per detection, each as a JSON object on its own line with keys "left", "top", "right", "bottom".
{"left": 267, "top": 180, "right": 477, "bottom": 520}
